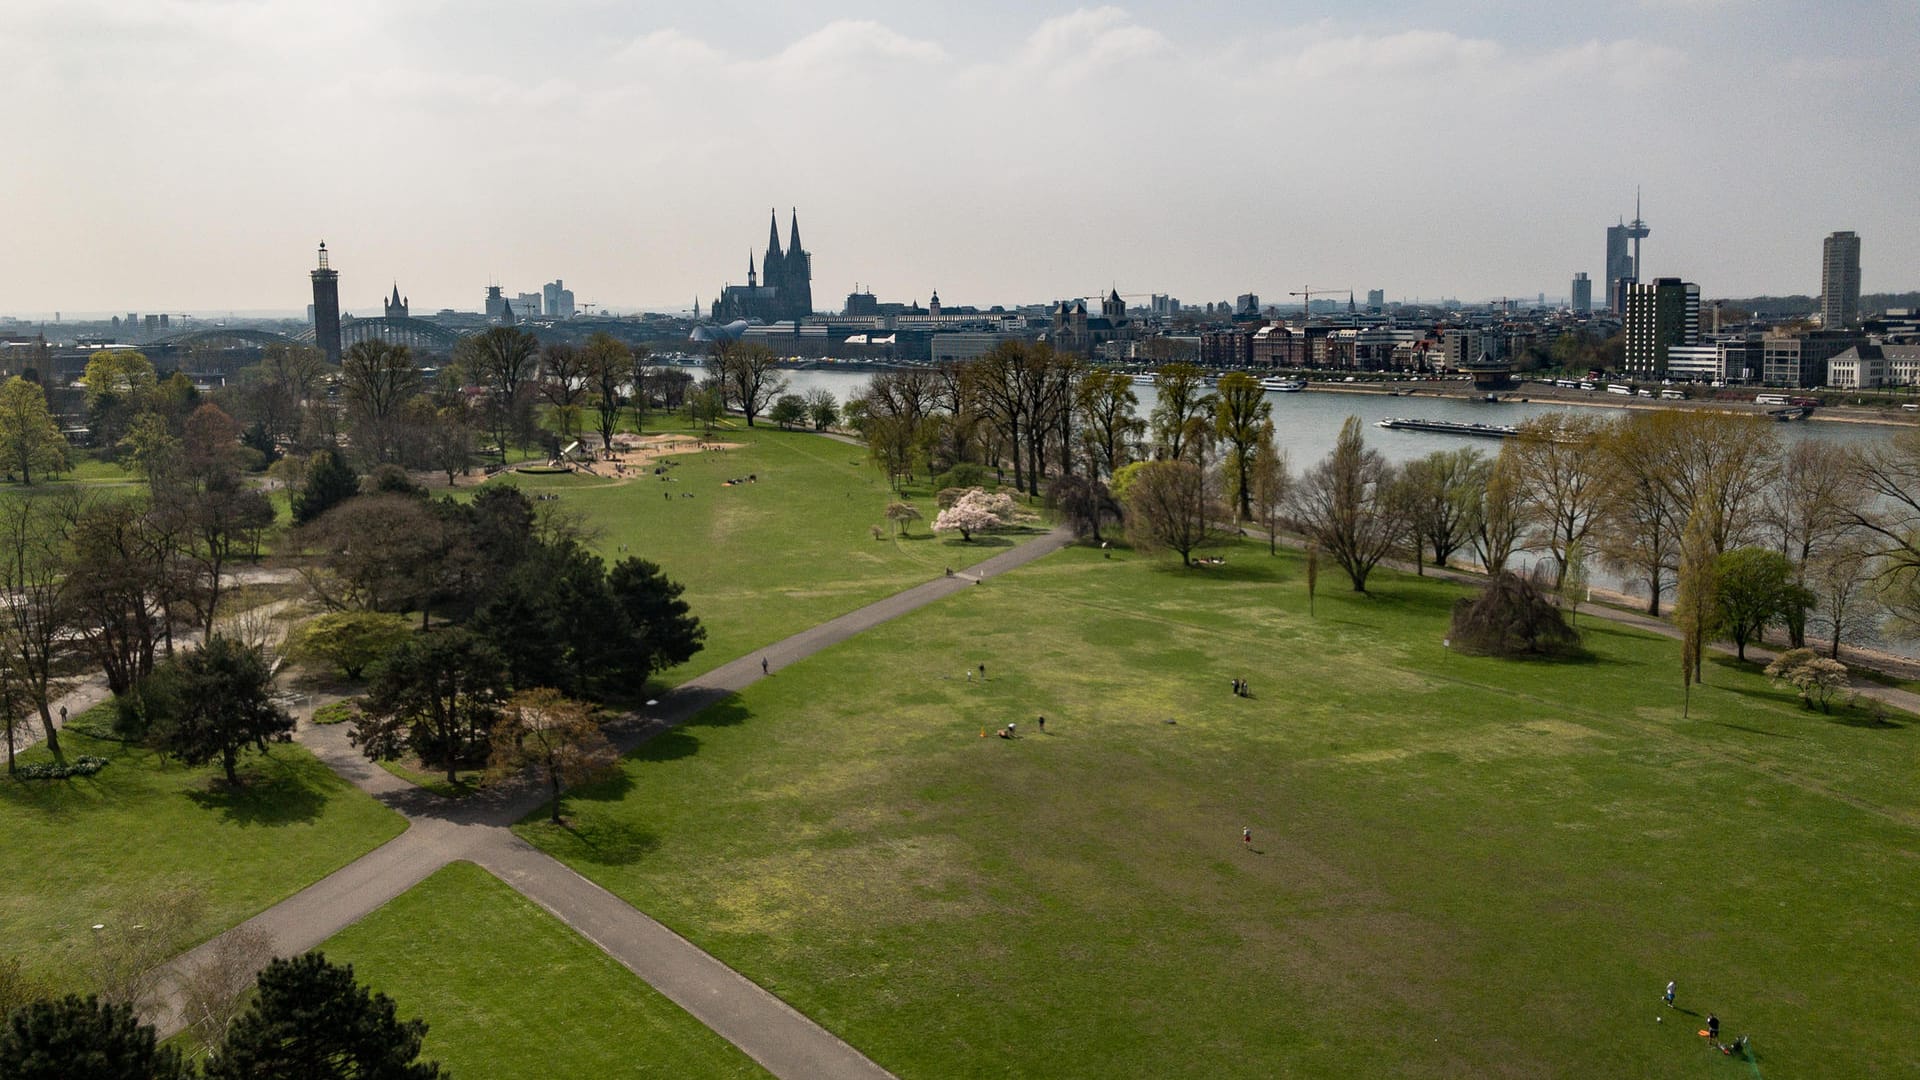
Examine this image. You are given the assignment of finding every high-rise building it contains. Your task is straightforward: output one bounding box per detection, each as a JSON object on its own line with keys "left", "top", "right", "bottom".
{"left": 484, "top": 285, "right": 507, "bottom": 321}
{"left": 310, "top": 242, "right": 341, "bottom": 365}
{"left": 514, "top": 292, "right": 544, "bottom": 318}
{"left": 1623, "top": 277, "right": 1698, "bottom": 379}
{"left": 544, "top": 280, "right": 575, "bottom": 320}
{"left": 1605, "top": 193, "right": 1650, "bottom": 314}
{"left": 1570, "top": 273, "right": 1592, "bottom": 314}
{"left": 1366, "top": 289, "right": 1385, "bottom": 313}
{"left": 1821, "top": 230, "right": 1861, "bottom": 329}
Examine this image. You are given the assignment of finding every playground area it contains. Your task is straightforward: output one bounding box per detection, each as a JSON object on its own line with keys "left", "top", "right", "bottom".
{"left": 507, "top": 432, "right": 745, "bottom": 483}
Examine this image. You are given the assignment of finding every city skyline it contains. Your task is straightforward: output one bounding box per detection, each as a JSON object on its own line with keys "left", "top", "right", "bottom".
{"left": 3, "top": 1, "right": 1916, "bottom": 316}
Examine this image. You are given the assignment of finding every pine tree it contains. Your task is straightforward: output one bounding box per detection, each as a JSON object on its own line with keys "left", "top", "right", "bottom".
{"left": 205, "top": 952, "right": 441, "bottom": 1079}
{"left": 0, "top": 995, "right": 187, "bottom": 1079}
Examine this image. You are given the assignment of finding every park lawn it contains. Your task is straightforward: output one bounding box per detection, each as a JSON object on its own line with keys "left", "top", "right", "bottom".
{"left": 0, "top": 731, "right": 405, "bottom": 991}
{"left": 485, "top": 420, "right": 1038, "bottom": 681}
{"left": 320, "top": 861, "right": 770, "bottom": 1080}
{"left": 521, "top": 540, "right": 1920, "bottom": 1079}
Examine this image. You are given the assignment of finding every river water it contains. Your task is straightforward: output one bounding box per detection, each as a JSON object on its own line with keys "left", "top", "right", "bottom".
{"left": 777, "top": 369, "right": 1898, "bottom": 464}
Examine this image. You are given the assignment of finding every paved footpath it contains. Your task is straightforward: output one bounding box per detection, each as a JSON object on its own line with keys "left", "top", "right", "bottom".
{"left": 147, "top": 525, "right": 1074, "bottom": 1079}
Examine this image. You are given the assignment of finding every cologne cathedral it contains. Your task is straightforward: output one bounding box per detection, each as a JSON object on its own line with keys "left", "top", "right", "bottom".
{"left": 711, "top": 209, "right": 814, "bottom": 323}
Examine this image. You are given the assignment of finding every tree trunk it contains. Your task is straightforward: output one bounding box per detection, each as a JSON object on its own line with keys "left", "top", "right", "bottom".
{"left": 549, "top": 772, "right": 562, "bottom": 823}
{"left": 36, "top": 701, "right": 60, "bottom": 760}
{"left": 1645, "top": 570, "right": 1662, "bottom": 617}
{"left": 223, "top": 746, "right": 238, "bottom": 785}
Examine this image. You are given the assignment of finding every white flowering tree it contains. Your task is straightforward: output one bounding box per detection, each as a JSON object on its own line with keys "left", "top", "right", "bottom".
{"left": 933, "top": 487, "right": 1024, "bottom": 542}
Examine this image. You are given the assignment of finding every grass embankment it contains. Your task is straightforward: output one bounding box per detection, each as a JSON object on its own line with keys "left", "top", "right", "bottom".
{"left": 485, "top": 421, "right": 1038, "bottom": 681}
{"left": 321, "top": 861, "right": 770, "bottom": 1079}
{"left": 0, "top": 733, "right": 405, "bottom": 991}
{"left": 521, "top": 540, "right": 1920, "bottom": 1078}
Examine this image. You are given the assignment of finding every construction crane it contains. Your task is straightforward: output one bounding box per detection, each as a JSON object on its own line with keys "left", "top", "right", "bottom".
{"left": 1288, "top": 287, "right": 1345, "bottom": 320}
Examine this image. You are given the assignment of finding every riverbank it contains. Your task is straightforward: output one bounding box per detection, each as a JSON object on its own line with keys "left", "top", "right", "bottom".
{"left": 1308, "top": 378, "right": 1918, "bottom": 429}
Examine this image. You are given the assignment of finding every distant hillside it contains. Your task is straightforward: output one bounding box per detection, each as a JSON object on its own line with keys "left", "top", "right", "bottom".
{"left": 1721, "top": 292, "right": 1920, "bottom": 317}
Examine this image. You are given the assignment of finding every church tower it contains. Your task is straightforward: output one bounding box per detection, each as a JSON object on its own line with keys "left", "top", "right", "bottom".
{"left": 785, "top": 208, "right": 812, "bottom": 319}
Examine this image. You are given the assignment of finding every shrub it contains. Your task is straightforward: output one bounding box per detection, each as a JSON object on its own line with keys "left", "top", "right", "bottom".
{"left": 14, "top": 756, "right": 110, "bottom": 780}
{"left": 311, "top": 701, "right": 362, "bottom": 726}
{"left": 1448, "top": 572, "right": 1582, "bottom": 658}
{"left": 935, "top": 463, "right": 988, "bottom": 491}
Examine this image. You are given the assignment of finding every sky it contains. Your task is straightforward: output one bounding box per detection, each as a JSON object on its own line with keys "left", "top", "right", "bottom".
{"left": 3, "top": 0, "right": 1917, "bottom": 318}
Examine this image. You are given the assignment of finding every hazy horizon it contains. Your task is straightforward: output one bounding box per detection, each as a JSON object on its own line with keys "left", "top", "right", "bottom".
{"left": 5, "top": 1, "right": 1916, "bottom": 317}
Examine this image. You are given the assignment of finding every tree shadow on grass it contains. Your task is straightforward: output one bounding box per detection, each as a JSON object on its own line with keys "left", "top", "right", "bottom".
{"left": 540, "top": 814, "right": 660, "bottom": 866}
{"left": 183, "top": 763, "right": 326, "bottom": 826}
{"left": 944, "top": 535, "right": 1015, "bottom": 550}
{"left": 1826, "top": 710, "right": 1905, "bottom": 730}
{"left": 1706, "top": 720, "right": 1802, "bottom": 740}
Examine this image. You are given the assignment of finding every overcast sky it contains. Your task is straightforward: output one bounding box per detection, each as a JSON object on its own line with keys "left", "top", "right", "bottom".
{"left": 4, "top": 1, "right": 1916, "bottom": 318}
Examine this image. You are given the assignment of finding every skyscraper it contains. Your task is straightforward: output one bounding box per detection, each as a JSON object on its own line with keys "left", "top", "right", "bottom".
{"left": 310, "top": 242, "right": 341, "bottom": 365}
{"left": 1570, "top": 272, "right": 1592, "bottom": 314}
{"left": 1821, "top": 230, "right": 1861, "bottom": 329}
{"left": 1623, "top": 277, "right": 1698, "bottom": 379}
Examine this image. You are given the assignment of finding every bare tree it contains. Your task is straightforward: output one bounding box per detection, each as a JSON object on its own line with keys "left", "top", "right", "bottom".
{"left": 1075, "top": 368, "right": 1143, "bottom": 479}
{"left": 706, "top": 340, "right": 788, "bottom": 427}
{"left": 178, "top": 926, "right": 276, "bottom": 1051}
{"left": 1248, "top": 436, "right": 1290, "bottom": 555}
{"left": 0, "top": 494, "right": 72, "bottom": 757}
{"left": 457, "top": 326, "right": 541, "bottom": 461}
{"left": 1287, "top": 416, "right": 1403, "bottom": 592}
{"left": 1122, "top": 459, "right": 1228, "bottom": 566}
{"left": 338, "top": 340, "right": 422, "bottom": 465}
{"left": 1507, "top": 413, "right": 1607, "bottom": 587}
{"left": 1398, "top": 447, "right": 1483, "bottom": 569}
{"left": 1468, "top": 448, "right": 1526, "bottom": 575}
{"left": 1807, "top": 542, "right": 1877, "bottom": 659}
{"left": 581, "top": 333, "right": 633, "bottom": 451}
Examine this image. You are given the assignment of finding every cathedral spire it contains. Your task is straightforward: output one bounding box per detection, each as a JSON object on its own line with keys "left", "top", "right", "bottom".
{"left": 748, "top": 251, "right": 757, "bottom": 288}
{"left": 789, "top": 207, "right": 803, "bottom": 254}
{"left": 766, "top": 207, "right": 783, "bottom": 261}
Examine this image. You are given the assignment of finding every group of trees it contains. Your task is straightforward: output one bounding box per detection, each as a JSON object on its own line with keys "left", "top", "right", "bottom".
{"left": 287, "top": 481, "right": 703, "bottom": 784}
{"left": 851, "top": 351, "right": 1920, "bottom": 667}
{"left": 0, "top": 951, "right": 441, "bottom": 1078}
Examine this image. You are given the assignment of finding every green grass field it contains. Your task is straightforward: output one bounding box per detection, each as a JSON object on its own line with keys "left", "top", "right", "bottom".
{"left": 485, "top": 421, "right": 1037, "bottom": 680}
{"left": 0, "top": 732, "right": 405, "bottom": 991}
{"left": 320, "top": 861, "right": 770, "bottom": 1079}
{"left": 520, "top": 540, "right": 1920, "bottom": 1078}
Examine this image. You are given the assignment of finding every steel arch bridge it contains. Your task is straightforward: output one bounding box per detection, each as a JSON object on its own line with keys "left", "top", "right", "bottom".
{"left": 291, "top": 316, "right": 468, "bottom": 352}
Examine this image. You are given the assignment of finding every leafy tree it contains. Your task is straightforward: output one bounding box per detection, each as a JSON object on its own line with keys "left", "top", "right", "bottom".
{"left": 933, "top": 487, "right": 1026, "bottom": 543}
{"left": 298, "top": 493, "right": 451, "bottom": 617}
{"left": 769, "top": 393, "right": 807, "bottom": 430}
{"left": 120, "top": 411, "right": 182, "bottom": 486}
{"left": 1074, "top": 368, "right": 1142, "bottom": 480}
{"left": 295, "top": 611, "right": 414, "bottom": 680}
{"left": 581, "top": 332, "right": 633, "bottom": 451}
{"left": 1714, "top": 546, "right": 1812, "bottom": 661}
{"left": 685, "top": 381, "right": 725, "bottom": 431}
{"left": 803, "top": 387, "right": 838, "bottom": 431}
{"left": 1287, "top": 416, "right": 1403, "bottom": 592}
{"left": 1674, "top": 509, "right": 1718, "bottom": 712}
{"left": 1121, "top": 459, "right": 1227, "bottom": 566}
{"left": 1560, "top": 539, "right": 1591, "bottom": 626}
{"left": 205, "top": 952, "right": 442, "bottom": 1080}
{"left": 1398, "top": 447, "right": 1482, "bottom": 569}
{"left": 1248, "top": 437, "right": 1290, "bottom": 555}
{"left": 1212, "top": 373, "right": 1272, "bottom": 521}
{"left": 1507, "top": 413, "right": 1607, "bottom": 587}
{"left": 293, "top": 449, "right": 360, "bottom": 525}
{"left": 0, "top": 377, "right": 68, "bottom": 485}
{"left": 469, "top": 541, "right": 626, "bottom": 697}
{"left": 149, "top": 635, "right": 292, "bottom": 785}
{"left": 1148, "top": 362, "right": 1214, "bottom": 463}
{"left": 884, "top": 500, "right": 922, "bottom": 537}
{"left": 488, "top": 688, "right": 619, "bottom": 824}
{"left": 706, "top": 340, "right": 787, "bottom": 427}
{"left": 1840, "top": 427, "right": 1920, "bottom": 637}
{"left": 0, "top": 995, "right": 187, "bottom": 1080}
{"left": 1469, "top": 448, "right": 1526, "bottom": 575}
{"left": 428, "top": 402, "right": 475, "bottom": 487}
{"left": 606, "top": 557, "right": 706, "bottom": 685}
{"left": 81, "top": 351, "right": 157, "bottom": 450}
{"left": 158, "top": 472, "right": 276, "bottom": 638}
{"left": 1764, "top": 648, "right": 1851, "bottom": 712}
{"left": 355, "top": 629, "right": 504, "bottom": 783}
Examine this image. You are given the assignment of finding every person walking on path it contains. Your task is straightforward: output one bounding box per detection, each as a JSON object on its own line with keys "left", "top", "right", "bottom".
{"left": 1664, "top": 981, "right": 1675, "bottom": 1008}
{"left": 761, "top": 657, "right": 769, "bottom": 675}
